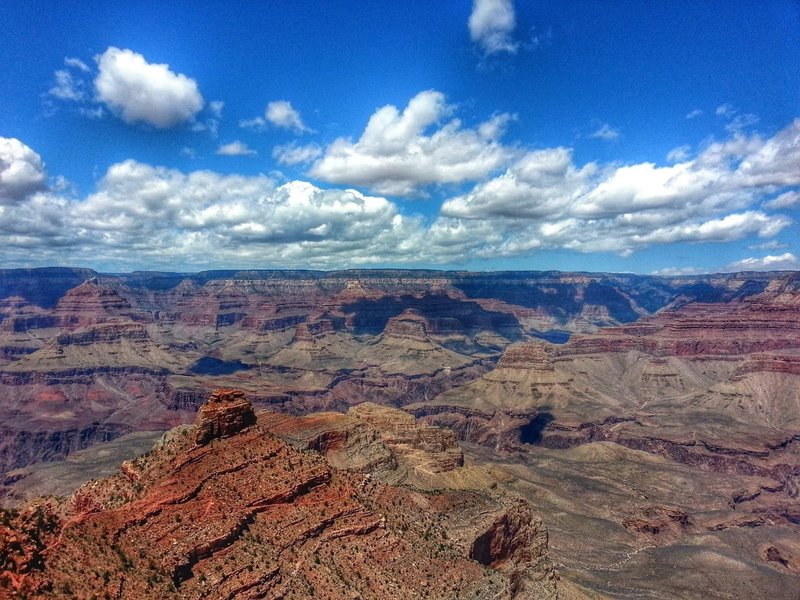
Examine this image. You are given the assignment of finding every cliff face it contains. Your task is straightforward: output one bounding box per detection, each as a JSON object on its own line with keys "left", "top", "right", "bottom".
{"left": 0, "top": 391, "right": 559, "bottom": 600}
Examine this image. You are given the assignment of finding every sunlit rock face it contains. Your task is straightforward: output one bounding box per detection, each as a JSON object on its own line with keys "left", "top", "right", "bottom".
{"left": 0, "top": 390, "right": 559, "bottom": 600}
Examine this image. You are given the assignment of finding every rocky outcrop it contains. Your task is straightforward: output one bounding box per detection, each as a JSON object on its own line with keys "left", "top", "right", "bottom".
{"left": 408, "top": 404, "right": 538, "bottom": 451}
{"left": 498, "top": 342, "right": 554, "bottom": 370}
{"left": 0, "top": 394, "right": 560, "bottom": 600}
{"left": 382, "top": 309, "right": 431, "bottom": 341}
{"left": 54, "top": 322, "right": 149, "bottom": 346}
{"left": 267, "top": 403, "right": 464, "bottom": 479}
{"left": 466, "top": 500, "right": 555, "bottom": 598}
{"left": 52, "top": 280, "right": 139, "bottom": 329}
{"left": 291, "top": 317, "right": 338, "bottom": 342}
{"left": 194, "top": 389, "right": 256, "bottom": 445}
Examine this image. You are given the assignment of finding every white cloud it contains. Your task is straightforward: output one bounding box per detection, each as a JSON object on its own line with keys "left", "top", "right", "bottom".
{"left": 46, "top": 57, "right": 94, "bottom": 103}
{"left": 469, "top": 0, "right": 519, "bottom": 55}
{"left": 216, "top": 141, "right": 257, "bottom": 156}
{"left": 666, "top": 144, "right": 691, "bottom": 163}
{"left": 630, "top": 211, "right": 788, "bottom": 245}
{"left": 478, "top": 112, "right": 516, "bottom": 140}
{"left": 4, "top": 113, "right": 799, "bottom": 270}
{"left": 650, "top": 266, "right": 706, "bottom": 276}
{"left": 64, "top": 57, "right": 90, "bottom": 72}
{"left": 94, "top": 47, "right": 204, "bottom": 128}
{"left": 749, "top": 240, "right": 787, "bottom": 251}
{"left": 716, "top": 103, "right": 735, "bottom": 117}
{"left": 725, "top": 113, "right": 759, "bottom": 134}
{"left": 310, "top": 90, "right": 512, "bottom": 195}
{"left": 685, "top": 109, "right": 703, "bottom": 119}
{"left": 442, "top": 148, "right": 595, "bottom": 218}
{"left": 725, "top": 252, "right": 800, "bottom": 272}
{"left": 209, "top": 100, "right": 224, "bottom": 117}
{"left": 439, "top": 119, "right": 799, "bottom": 256}
{"left": 0, "top": 160, "right": 430, "bottom": 269}
{"left": 48, "top": 69, "right": 86, "bottom": 101}
{"left": 239, "top": 116, "right": 266, "bottom": 130}
{"left": 589, "top": 123, "right": 621, "bottom": 141}
{"left": 765, "top": 190, "right": 800, "bottom": 209}
{"left": 714, "top": 103, "right": 759, "bottom": 134}
{"left": 0, "top": 138, "right": 47, "bottom": 204}
{"left": 266, "top": 100, "right": 311, "bottom": 132}
{"left": 273, "top": 142, "right": 322, "bottom": 165}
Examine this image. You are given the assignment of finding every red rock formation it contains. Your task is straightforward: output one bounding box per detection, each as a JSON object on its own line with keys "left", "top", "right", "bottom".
{"left": 194, "top": 389, "right": 256, "bottom": 445}
{"left": 52, "top": 280, "right": 138, "bottom": 329}
{"left": 291, "top": 317, "right": 337, "bottom": 342}
{"left": 561, "top": 290, "right": 800, "bottom": 358}
{"left": 382, "top": 308, "right": 430, "bottom": 341}
{"left": 54, "top": 322, "right": 149, "bottom": 346}
{"left": 498, "top": 342, "right": 554, "bottom": 370}
{"left": 0, "top": 393, "right": 559, "bottom": 599}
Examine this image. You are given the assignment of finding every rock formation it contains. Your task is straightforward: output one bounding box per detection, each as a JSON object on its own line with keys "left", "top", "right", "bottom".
{"left": 194, "top": 388, "right": 257, "bottom": 444}
{"left": 0, "top": 391, "right": 561, "bottom": 599}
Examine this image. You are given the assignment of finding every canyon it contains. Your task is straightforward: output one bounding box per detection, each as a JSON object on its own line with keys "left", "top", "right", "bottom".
{"left": 1, "top": 267, "right": 799, "bottom": 597}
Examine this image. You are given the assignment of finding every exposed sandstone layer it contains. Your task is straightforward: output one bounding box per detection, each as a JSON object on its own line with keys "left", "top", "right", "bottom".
{"left": 0, "top": 392, "right": 561, "bottom": 600}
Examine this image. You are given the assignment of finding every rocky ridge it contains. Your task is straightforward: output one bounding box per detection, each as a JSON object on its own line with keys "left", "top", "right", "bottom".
{"left": 0, "top": 390, "right": 562, "bottom": 599}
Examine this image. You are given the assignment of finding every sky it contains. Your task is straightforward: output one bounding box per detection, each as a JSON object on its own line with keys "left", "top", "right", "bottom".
{"left": 1, "top": 0, "right": 799, "bottom": 274}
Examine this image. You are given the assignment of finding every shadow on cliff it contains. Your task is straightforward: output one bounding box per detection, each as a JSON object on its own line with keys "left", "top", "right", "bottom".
{"left": 518, "top": 408, "right": 554, "bottom": 445}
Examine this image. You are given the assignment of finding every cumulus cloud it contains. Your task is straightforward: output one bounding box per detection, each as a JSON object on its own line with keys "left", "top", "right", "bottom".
{"left": 685, "top": 109, "right": 703, "bottom": 119}
{"left": 216, "top": 141, "right": 257, "bottom": 156}
{"left": 310, "top": 90, "right": 512, "bottom": 195}
{"left": 589, "top": 123, "right": 621, "bottom": 141}
{"left": 0, "top": 159, "right": 430, "bottom": 269}
{"left": 0, "top": 138, "right": 47, "bottom": 204}
{"left": 272, "top": 142, "right": 323, "bottom": 165}
{"left": 266, "top": 100, "right": 311, "bottom": 132}
{"left": 94, "top": 47, "right": 204, "bottom": 128}
{"left": 469, "top": 0, "right": 519, "bottom": 55}
{"left": 442, "top": 148, "right": 596, "bottom": 219}
{"left": 239, "top": 100, "right": 311, "bottom": 133}
{"left": 3, "top": 116, "right": 798, "bottom": 270}
{"left": 439, "top": 119, "right": 799, "bottom": 255}
{"left": 724, "top": 252, "right": 800, "bottom": 272}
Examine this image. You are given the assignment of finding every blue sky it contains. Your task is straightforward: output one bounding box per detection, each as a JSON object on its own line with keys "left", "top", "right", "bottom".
{"left": 1, "top": 0, "right": 799, "bottom": 273}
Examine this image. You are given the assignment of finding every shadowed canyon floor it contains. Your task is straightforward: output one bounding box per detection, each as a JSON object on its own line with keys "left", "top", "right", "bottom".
{"left": 1, "top": 268, "right": 800, "bottom": 597}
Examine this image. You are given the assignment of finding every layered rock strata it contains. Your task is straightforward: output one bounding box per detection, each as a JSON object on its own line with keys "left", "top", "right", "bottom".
{"left": 0, "top": 391, "right": 560, "bottom": 600}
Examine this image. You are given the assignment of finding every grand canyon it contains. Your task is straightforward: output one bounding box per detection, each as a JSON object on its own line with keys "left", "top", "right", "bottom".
{"left": 0, "top": 267, "right": 799, "bottom": 599}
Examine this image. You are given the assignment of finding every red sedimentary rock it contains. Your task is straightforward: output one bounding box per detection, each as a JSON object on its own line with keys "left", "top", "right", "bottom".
{"left": 0, "top": 391, "right": 559, "bottom": 599}
{"left": 194, "top": 388, "right": 257, "bottom": 445}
